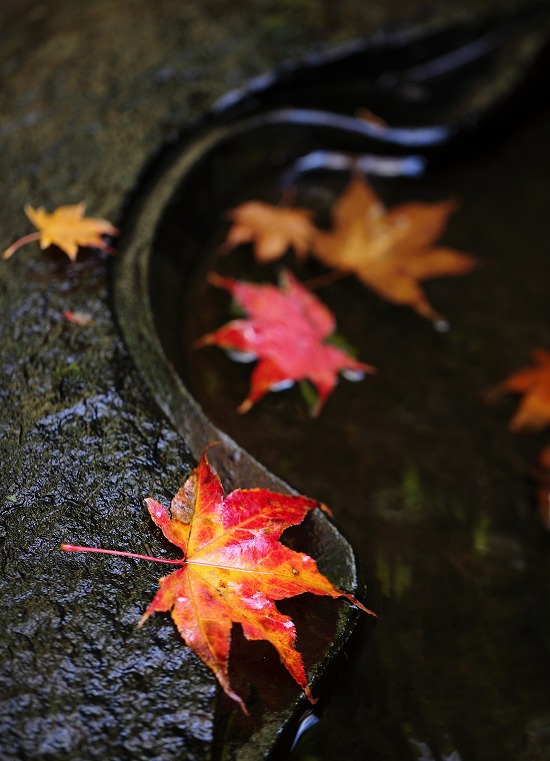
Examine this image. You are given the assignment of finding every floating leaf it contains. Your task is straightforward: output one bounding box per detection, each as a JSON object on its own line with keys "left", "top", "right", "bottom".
{"left": 312, "top": 174, "right": 476, "bottom": 322}
{"left": 217, "top": 176, "right": 475, "bottom": 322}
{"left": 487, "top": 349, "right": 550, "bottom": 432}
{"left": 221, "top": 201, "right": 316, "bottom": 263}
{"left": 196, "top": 270, "right": 375, "bottom": 415}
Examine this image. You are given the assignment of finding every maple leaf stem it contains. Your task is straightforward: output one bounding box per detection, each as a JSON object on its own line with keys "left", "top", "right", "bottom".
{"left": 2, "top": 231, "right": 41, "bottom": 260}
{"left": 60, "top": 543, "right": 185, "bottom": 565}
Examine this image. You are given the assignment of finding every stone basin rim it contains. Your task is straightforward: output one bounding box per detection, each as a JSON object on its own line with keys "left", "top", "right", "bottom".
{"left": 112, "top": 109, "right": 364, "bottom": 590}
{"left": 111, "top": 112, "right": 370, "bottom": 756}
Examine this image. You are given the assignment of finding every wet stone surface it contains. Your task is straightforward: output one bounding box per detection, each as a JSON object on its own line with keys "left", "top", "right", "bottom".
{"left": 0, "top": 1, "right": 541, "bottom": 760}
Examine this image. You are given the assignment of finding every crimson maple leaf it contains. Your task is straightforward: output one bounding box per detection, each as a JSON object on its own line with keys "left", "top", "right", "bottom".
{"left": 62, "top": 448, "right": 374, "bottom": 713}
{"left": 195, "top": 270, "right": 375, "bottom": 415}
{"left": 487, "top": 349, "right": 550, "bottom": 432}
{"left": 2, "top": 202, "right": 118, "bottom": 261}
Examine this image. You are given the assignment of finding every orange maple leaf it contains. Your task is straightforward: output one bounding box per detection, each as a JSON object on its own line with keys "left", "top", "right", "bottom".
{"left": 2, "top": 202, "right": 118, "bottom": 261}
{"left": 487, "top": 349, "right": 550, "bottom": 432}
{"left": 221, "top": 201, "right": 316, "bottom": 262}
{"left": 62, "top": 448, "right": 374, "bottom": 713}
{"left": 312, "top": 174, "right": 476, "bottom": 322}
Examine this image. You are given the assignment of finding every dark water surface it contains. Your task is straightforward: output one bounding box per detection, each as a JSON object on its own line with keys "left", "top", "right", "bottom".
{"left": 155, "top": 115, "right": 550, "bottom": 759}
{"left": 144, "top": 36, "right": 550, "bottom": 758}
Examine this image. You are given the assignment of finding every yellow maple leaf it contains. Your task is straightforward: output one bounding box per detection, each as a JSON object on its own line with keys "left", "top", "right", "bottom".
{"left": 2, "top": 203, "right": 118, "bottom": 262}
{"left": 312, "top": 175, "right": 476, "bottom": 322}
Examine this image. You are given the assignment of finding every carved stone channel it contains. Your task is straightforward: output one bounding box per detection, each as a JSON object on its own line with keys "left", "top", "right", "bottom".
{"left": 1, "top": 2, "right": 549, "bottom": 760}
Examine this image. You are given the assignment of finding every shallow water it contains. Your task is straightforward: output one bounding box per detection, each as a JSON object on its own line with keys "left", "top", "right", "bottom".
{"left": 131, "top": 11, "right": 550, "bottom": 749}
{"left": 148, "top": 100, "right": 550, "bottom": 758}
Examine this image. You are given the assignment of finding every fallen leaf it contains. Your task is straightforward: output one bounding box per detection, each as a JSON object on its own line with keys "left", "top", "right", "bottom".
{"left": 311, "top": 174, "right": 476, "bottom": 321}
{"left": 62, "top": 309, "right": 94, "bottom": 327}
{"left": 487, "top": 349, "right": 550, "bottom": 432}
{"left": 221, "top": 201, "right": 316, "bottom": 262}
{"left": 2, "top": 202, "right": 118, "bottom": 261}
{"left": 195, "top": 270, "right": 375, "bottom": 415}
{"left": 62, "top": 448, "right": 374, "bottom": 713}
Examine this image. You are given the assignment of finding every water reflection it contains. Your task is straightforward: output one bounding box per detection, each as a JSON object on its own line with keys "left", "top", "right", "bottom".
{"left": 122, "top": 9, "right": 550, "bottom": 757}
{"left": 290, "top": 709, "right": 320, "bottom": 752}
{"left": 179, "top": 106, "right": 550, "bottom": 759}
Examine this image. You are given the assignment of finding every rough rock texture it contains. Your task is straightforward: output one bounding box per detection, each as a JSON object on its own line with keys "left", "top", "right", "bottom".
{"left": 0, "top": 1, "right": 534, "bottom": 759}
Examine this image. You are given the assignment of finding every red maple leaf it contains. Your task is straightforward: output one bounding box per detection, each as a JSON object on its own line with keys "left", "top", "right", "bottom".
{"left": 195, "top": 270, "right": 375, "bottom": 415}
{"left": 62, "top": 448, "right": 374, "bottom": 713}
